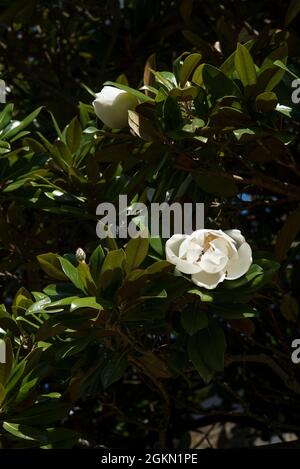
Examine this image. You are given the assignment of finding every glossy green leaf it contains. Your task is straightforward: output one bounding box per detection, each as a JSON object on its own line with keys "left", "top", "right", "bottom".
{"left": 125, "top": 236, "right": 149, "bottom": 271}
{"left": 3, "top": 422, "right": 48, "bottom": 443}
{"left": 65, "top": 116, "right": 82, "bottom": 154}
{"left": 187, "top": 288, "right": 214, "bottom": 302}
{"left": 180, "top": 53, "right": 202, "bottom": 87}
{"left": 149, "top": 236, "right": 164, "bottom": 257}
{"left": 2, "top": 107, "right": 43, "bottom": 140}
{"left": 257, "top": 46, "right": 288, "bottom": 92}
{"left": 37, "top": 253, "right": 68, "bottom": 281}
{"left": 59, "top": 257, "right": 86, "bottom": 293}
{"left": 77, "top": 262, "right": 97, "bottom": 295}
{"left": 200, "top": 64, "right": 241, "bottom": 99}
{"left": 0, "top": 103, "right": 14, "bottom": 130}
{"left": 53, "top": 140, "right": 72, "bottom": 166}
{"left": 188, "top": 335, "right": 214, "bottom": 384}
{"left": 188, "top": 319, "right": 226, "bottom": 383}
{"left": 8, "top": 399, "right": 70, "bottom": 426}
{"left": 274, "top": 60, "right": 300, "bottom": 80}
{"left": 99, "top": 249, "right": 126, "bottom": 291}
{"left": 256, "top": 91, "right": 278, "bottom": 112}
{"left": 220, "top": 40, "right": 254, "bottom": 75}
{"left": 70, "top": 297, "right": 103, "bottom": 312}
{"left": 89, "top": 245, "right": 105, "bottom": 283}
{"left": 162, "top": 96, "right": 183, "bottom": 131}
{"left": 181, "top": 305, "right": 208, "bottom": 335}
{"left": 128, "top": 110, "right": 159, "bottom": 141}
{"left": 235, "top": 43, "right": 257, "bottom": 87}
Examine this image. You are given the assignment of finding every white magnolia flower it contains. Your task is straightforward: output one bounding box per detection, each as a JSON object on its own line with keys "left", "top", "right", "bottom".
{"left": 165, "top": 229, "right": 252, "bottom": 290}
{"left": 93, "top": 86, "right": 138, "bottom": 128}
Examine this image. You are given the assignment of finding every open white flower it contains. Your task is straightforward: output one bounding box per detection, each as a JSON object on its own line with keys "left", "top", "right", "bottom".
{"left": 165, "top": 229, "right": 252, "bottom": 289}
{"left": 93, "top": 86, "right": 138, "bottom": 129}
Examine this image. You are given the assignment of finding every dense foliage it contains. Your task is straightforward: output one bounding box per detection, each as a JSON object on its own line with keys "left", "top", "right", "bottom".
{"left": 1, "top": 0, "right": 300, "bottom": 449}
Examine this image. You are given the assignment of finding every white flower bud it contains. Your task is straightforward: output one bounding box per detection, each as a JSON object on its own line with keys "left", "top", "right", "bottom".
{"left": 76, "top": 247, "right": 86, "bottom": 263}
{"left": 93, "top": 86, "right": 138, "bottom": 128}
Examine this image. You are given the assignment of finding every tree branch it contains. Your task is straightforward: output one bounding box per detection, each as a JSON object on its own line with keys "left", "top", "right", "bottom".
{"left": 225, "top": 354, "right": 300, "bottom": 394}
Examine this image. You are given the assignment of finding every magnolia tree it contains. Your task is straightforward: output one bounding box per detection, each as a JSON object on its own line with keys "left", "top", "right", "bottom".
{"left": 1, "top": 29, "right": 300, "bottom": 448}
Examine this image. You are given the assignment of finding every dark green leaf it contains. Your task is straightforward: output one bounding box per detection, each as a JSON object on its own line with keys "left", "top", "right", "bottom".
{"left": 180, "top": 53, "right": 202, "bottom": 87}
{"left": 162, "top": 96, "right": 183, "bottom": 131}
{"left": 70, "top": 297, "right": 103, "bottom": 312}
{"left": 198, "top": 64, "right": 241, "bottom": 99}
{"left": 100, "top": 354, "right": 128, "bottom": 388}
{"left": 59, "top": 257, "right": 86, "bottom": 292}
{"left": 99, "top": 249, "right": 126, "bottom": 291}
{"left": 37, "top": 253, "right": 68, "bottom": 281}
{"left": 89, "top": 244, "right": 105, "bottom": 283}
{"left": 181, "top": 305, "right": 208, "bottom": 335}
{"left": 125, "top": 236, "right": 149, "bottom": 271}
{"left": 234, "top": 43, "right": 257, "bottom": 87}
{"left": 3, "top": 422, "right": 48, "bottom": 443}
{"left": 256, "top": 92, "right": 278, "bottom": 112}
{"left": 2, "top": 107, "right": 43, "bottom": 140}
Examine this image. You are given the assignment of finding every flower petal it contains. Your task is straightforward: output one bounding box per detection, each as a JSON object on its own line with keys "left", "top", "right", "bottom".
{"left": 178, "top": 235, "right": 203, "bottom": 258}
{"left": 175, "top": 258, "right": 203, "bottom": 274}
{"left": 186, "top": 244, "right": 203, "bottom": 263}
{"left": 225, "top": 229, "right": 245, "bottom": 248}
{"left": 191, "top": 270, "right": 226, "bottom": 289}
{"left": 165, "top": 234, "right": 186, "bottom": 257}
{"left": 199, "top": 249, "right": 228, "bottom": 273}
{"left": 210, "top": 237, "right": 230, "bottom": 255}
{"left": 192, "top": 229, "right": 237, "bottom": 246}
{"left": 226, "top": 242, "right": 252, "bottom": 280}
{"left": 165, "top": 234, "right": 201, "bottom": 274}
{"left": 93, "top": 86, "right": 137, "bottom": 128}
